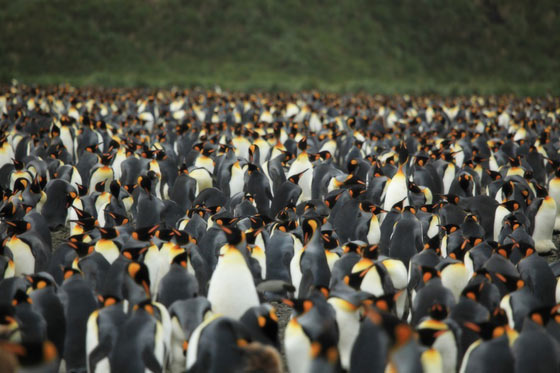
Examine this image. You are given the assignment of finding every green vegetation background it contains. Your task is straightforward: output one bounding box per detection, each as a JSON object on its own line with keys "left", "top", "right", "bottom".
{"left": 1, "top": 0, "right": 559, "bottom": 94}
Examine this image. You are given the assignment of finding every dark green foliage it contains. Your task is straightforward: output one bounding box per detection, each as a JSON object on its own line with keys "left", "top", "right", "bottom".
{"left": 1, "top": 0, "right": 559, "bottom": 94}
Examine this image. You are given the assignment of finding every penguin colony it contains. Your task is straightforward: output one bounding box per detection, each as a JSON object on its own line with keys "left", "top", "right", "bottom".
{"left": 0, "top": 84, "right": 560, "bottom": 373}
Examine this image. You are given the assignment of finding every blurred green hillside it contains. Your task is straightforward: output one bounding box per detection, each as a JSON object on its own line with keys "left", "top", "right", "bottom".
{"left": 1, "top": 0, "right": 559, "bottom": 94}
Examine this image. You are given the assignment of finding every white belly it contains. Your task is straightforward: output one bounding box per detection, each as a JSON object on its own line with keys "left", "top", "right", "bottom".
{"left": 7, "top": 237, "right": 34, "bottom": 276}
{"left": 284, "top": 320, "right": 311, "bottom": 373}
{"left": 207, "top": 252, "right": 259, "bottom": 319}
{"left": 533, "top": 198, "right": 557, "bottom": 253}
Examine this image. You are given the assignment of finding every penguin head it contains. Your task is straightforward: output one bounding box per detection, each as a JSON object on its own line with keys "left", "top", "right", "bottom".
{"left": 417, "top": 319, "right": 449, "bottom": 347}
{"left": 76, "top": 183, "right": 88, "bottom": 197}
{"left": 420, "top": 266, "right": 441, "bottom": 284}
{"left": 11, "top": 290, "right": 32, "bottom": 306}
{"left": 396, "top": 141, "right": 409, "bottom": 165}
{"left": 282, "top": 298, "right": 314, "bottom": 316}
{"left": 121, "top": 246, "right": 148, "bottom": 261}
{"left": 127, "top": 261, "right": 151, "bottom": 298}
{"left": 288, "top": 169, "right": 308, "bottom": 185}
{"left": 132, "top": 225, "right": 159, "bottom": 242}
{"left": 133, "top": 299, "right": 159, "bottom": 317}
{"left": 100, "top": 152, "right": 114, "bottom": 166}
{"left": 105, "top": 211, "right": 129, "bottom": 226}
{"left": 361, "top": 244, "right": 380, "bottom": 260}
{"left": 97, "top": 294, "right": 122, "bottom": 308}
{"left": 98, "top": 227, "right": 118, "bottom": 240}
{"left": 12, "top": 159, "right": 24, "bottom": 171}
{"left": 297, "top": 136, "right": 308, "bottom": 152}
{"left": 62, "top": 267, "right": 82, "bottom": 281}
{"left": 428, "top": 303, "right": 448, "bottom": 321}
{"left": 5, "top": 220, "right": 31, "bottom": 236}
{"left": 241, "top": 305, "right": 279, "bottom": 346}
{"left": 514, "top": 241, "right": 536, "bottom": 257}
{"left": 0, "top": 340, "right": 58, "bottom": 368}
{"left": 526, "top": 306, "right": 553, "bottom": 328}
{"left": 25, "top": 274, "right": 55, "bottom": 292}
{"left": 171, "top": 251, "right": 189, "bottom": 269}
{"left": 501, "top": 200, "right": 521, "bottom": 212}
{"left": 462, "top": 282, "right": 487, "bottom": 302}
{"left": 364, "top": 293, "right": 398, "bottom": 313}
{"left": 221, "top": 225, "right": 246, "bottom": 247}
{"left": 249, "top": 214, "right": 272, "bottom": 229}
{"left": 154, "top": 228, "right": 175, "bottom": 242}
{"left": 67, "top": 240, "right": 94, "bottom": 258}
{"left": 12, "top": 178, "right": 28, "bottom": 193}
{"left": 423, "top": 235, "right": 441, "bottom": 255}
{"left": 301, "top": 217, "right": 321, "bottom": 244}
{"left": 109, "top": 180, "right": 121, "bottom": 198}
{"left": 0, "top": 303, "right": 17, "bottom": 329}
{"left": 342, "top": 241, "right": 365, "bottom": 255}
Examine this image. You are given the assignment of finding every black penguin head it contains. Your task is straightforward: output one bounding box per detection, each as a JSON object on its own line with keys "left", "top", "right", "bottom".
{"left": 364, "top": 293, "right": 398, "bottom": 313}
{"left": 12, "top": 290, "right": 32, "bottom": 306}
{"left": 288, "top": 169, "right": 308, "bottom": 184}
{"left": 514, "top": 241, "right": 535, "bottom": 257}
{"left": 154, "top": 228, "right": 175, "bottom": 242}
{"left": 282, "top": 298, "right": 314, "bottom": 316}
{"left": 127, "top": 261, "right": 151, "bottom": 298}
{"left": 133, "top": 299, "right": 157, "bottom": 317}
{"left": 396, "top": 142, "right": 409, "bottom": 165}
{"left": 362, "top": 244, "right": 380, "bottom": 260}
{"left": 241, "top": 305, "right": 279, "bottom": 346}
{"left": 423, "top": 236, "right": 441, "bottom": 255}
{"left": 67, "top": 240, "right": 94, "bottom": 258}
{"left": 418, "top": 320, "right": 449, "bottom": 347}
{"left": 12, "top": 159, "right": 24, "bottom": 171}
{"left": 132, "top": 225, "right": 159, "bottom": 242}
{"left": 71, "top": 215, "right": 98, "bottom": 232}
{"left": 501, "top": 200, "right": 520, "bottom": 212}
{"left": 297, "top": 137, "right": 308, "bottom": 152}
{"left": 98, "top": 294, "right": 122, "bottom": 308}
{"left": 12, "top": 178, "right": 28, "bottom": 193}
{"left": 347, "top": 158, "right": 359, "bottom": 173}
{"left": 109, "top": 180, "right": 121, "bottom": 198}
{"left": 98, "top": 227, "right": 119, "bottom": 240}
{"left": 534, "top": 183, "right": 548, "bottom": 199}
{"left": 75, "top": 183, "right": 88, "bottom": 197}
{"left": 62, "top": 267, "right": 82, "bottom": 281}
{"left": 420, "top": 266, "right": 441, "bottom": 284}
{"left": 320, "top": 230, "right": 339, "bottom": 250}
{"left": 25, "top": 274, "right": 55, "bottom": 291}
{"left": 428, "top": 303, "right": 448, "bottom": 320}
{"left": 342, "top": 241, "right": 364, "bottom": 254}
{"left": 458, "top": 173, "right": 472, "bottom": 190}
{"left": 104, "top": 210, "right": 129, "bottom": 226}
{"left": 171, "top": 251, "right": 189, "bottom": 268}
{"left": 221, "top": 225, "right": 245, "bottom": 246}
{"left": 100, "top": 153, "right": 114, "bottom": 166}
{"left": 301, "top": 218, "right": 320, "bottom": 244}
{"left": 0, "top": 303, "right": 16, "bottom": 326}
{"left": 249, "top": 214, "right": 272, "bottom": 229}
{"left": 526, "top": 306, "right": 553, "bottom": 327}
{"left": 122, "top": 246, "right": 148, "bottom": 261}
{"left": 5, "top": 220, "right": 31, "bottom": 236}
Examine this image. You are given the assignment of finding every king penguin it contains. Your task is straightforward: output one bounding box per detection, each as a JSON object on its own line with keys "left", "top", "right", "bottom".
{"left": 207, "top": 226, "right": 260, "bottom": 319}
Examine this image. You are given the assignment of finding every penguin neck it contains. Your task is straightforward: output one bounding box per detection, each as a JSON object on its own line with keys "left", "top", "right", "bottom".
{"left": 304, "top": 231, "right": 323, "bottom": 253}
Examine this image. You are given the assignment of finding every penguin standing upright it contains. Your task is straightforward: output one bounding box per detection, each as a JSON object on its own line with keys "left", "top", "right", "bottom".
{"left": 290, "top": 218, "right": 331, "bottom": 296}
{"left": 110, "top": 300, "right": 167, "bottom": 373}
{"left": 207, "top": 227, "right": 260, "bottom": 319}
{"left": 60, "top": 268, "right": 99, "bottom": 372}
{"left": 526, "top": 185, "right": 557, "bottom": 253}
{"left": 548, "top": 163, "right": 560, "bottom": 231}
{"left": 383, "top": 144, "right": 409, "bottom": 216}
{"left": 86, "top": 296, "right": 127, "bottom": 373}
{"left": 287, "top": 137, "right": 314, "bottom": 202}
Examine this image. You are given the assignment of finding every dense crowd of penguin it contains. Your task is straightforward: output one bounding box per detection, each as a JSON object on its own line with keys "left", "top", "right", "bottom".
{"left": 0, "top": 84, "right": 560, "bottom": 373}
